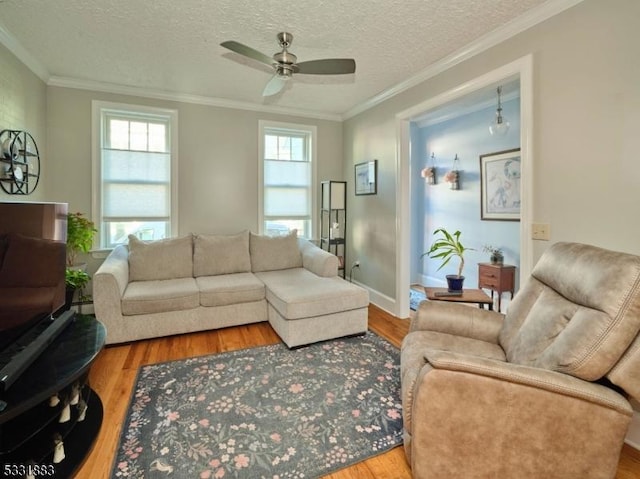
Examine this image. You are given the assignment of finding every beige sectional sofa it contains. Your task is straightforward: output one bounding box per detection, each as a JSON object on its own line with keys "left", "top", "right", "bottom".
{"left": 93, "top": 230, "right": 369, "bottom": 347}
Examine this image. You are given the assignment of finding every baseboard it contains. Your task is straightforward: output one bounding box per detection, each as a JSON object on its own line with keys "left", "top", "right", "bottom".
{"left": 72, "top": 303, "right": 95, "bottom": 316}
{"left": 625, "top": 410, "right": 640, "bottom": 450}
{"left": 419, "top": 274, "right": 447, "bottom": 287}
{"left": 350, "top": 278, "right": 397, "bottom": 317}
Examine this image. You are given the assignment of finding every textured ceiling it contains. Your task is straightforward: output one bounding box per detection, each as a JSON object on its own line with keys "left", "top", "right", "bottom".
{"left": 0, "top": 0, "right": 558, "bottom": 118}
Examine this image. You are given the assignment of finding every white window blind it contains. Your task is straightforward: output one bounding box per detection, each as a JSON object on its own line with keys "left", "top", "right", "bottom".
{"left": 94, "top": 103, "right": 177, "bottom": 248}
{"left": 260, "top": 123, "right": 316, "bottom": 238}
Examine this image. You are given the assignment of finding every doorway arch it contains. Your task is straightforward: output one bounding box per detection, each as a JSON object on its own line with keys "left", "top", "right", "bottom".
{"left": 395, "top": 55, "right": 534, "bottom": 318}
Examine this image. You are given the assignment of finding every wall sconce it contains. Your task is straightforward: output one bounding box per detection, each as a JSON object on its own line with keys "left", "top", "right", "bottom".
{"left": 489, "top": 86, "right": 510, "bottom": 136}
{"left": 420, "top": 152, "right": 436, "bottom": 184}
{"left": 444, "top": 154, "right": 460, "bottom": 190}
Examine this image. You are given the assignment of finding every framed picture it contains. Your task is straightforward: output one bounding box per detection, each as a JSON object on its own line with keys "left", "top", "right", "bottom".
{"left": 480, "top": 148, "right": 521, "bottom": 221}
{"left": 355, "top": 160, "right": 377, "bottom": 195}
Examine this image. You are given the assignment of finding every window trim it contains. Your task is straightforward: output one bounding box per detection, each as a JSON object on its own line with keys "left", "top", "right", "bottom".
{"left": 92, "top": 100, "right": 179, "bottom": 249}
{"left": 258, "top": 120, "right": 317, "bottom": 239}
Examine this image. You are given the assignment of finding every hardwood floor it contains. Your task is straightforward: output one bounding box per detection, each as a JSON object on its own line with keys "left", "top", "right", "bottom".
{"left": 77, "top": 305, "right": 640, "bottom": 478}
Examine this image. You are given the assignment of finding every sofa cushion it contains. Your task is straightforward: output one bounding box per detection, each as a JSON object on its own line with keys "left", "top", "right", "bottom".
{"left": 122, "top": 278, "right": 199, "bottom": 315}
{"left": 250, "top": 231, "right": 303, "bottom": 272}
{"left": 196, "top": 273, "right": 265, "bottom": 307}
{"left": 128, "top": 234, "right": 193, "bottom": 281}
{"left": 193, "top": 231, "right": 251, "bottom": 277}
{"left": 256, "top": 268, "right": 369, "bottom": 319}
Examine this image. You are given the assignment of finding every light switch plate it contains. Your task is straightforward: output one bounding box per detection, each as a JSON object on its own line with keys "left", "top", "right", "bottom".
{"left": 532, "top": 223, "right": 550, "bottom": 240}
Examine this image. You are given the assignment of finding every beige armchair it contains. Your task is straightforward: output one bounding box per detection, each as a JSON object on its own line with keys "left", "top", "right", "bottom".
{"left": 401, "top": 242, "right": 640, "bottom": 479}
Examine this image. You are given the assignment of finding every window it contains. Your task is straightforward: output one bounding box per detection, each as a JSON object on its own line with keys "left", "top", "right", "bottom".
{"left": 259, "top": 121, "right": 317, "bottom": 239}
{"left": 92, "top": 102, "right": 178, "bottom": 248}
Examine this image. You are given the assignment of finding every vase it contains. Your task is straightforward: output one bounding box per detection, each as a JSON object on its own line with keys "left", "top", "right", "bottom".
{"left": 490, "top": 252, "right": 504, "bottom": 265}
{"left": 446, "top": 275, "right": 465, "bottom": 292}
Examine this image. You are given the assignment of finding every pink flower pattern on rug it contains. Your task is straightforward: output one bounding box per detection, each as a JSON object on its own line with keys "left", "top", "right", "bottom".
{"left": 111, "top": 332, "right": 403, "bottom": 478}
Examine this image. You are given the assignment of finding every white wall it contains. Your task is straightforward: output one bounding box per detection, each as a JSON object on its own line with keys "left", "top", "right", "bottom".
{"left": 344, "top": 0, "right": 640, "bottom": 301}
{"left": 0, "top": 43, "right": 47, "bottom": 201}
{"left": 44, "top": 86, "right": 344, "bottom": 237}
{"left": 3, "top": 0, "right": 638, "bottom": 314}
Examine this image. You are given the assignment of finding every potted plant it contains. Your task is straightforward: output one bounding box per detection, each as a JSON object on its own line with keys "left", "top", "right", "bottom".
{"left": 66, "top": 212, "right": 97, "bottom": 267}
{"left": 483, "top": 245, "right": 504, "bottom": 265}
{"left": 64, "top": 269, "right": 91, "bottom": 311}
{"left": 65, "top": 212, "right": 97, "bottom": 310}
{"left": 422, "top": 227, "right": 474, "bottom": 292}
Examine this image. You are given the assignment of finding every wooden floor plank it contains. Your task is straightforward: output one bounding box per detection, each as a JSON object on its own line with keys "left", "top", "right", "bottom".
{"left": 75, "top": 306, "right": 638, "bottom": 478}
{"left": 617, "top": 444, "right": 640, "bottom": 479}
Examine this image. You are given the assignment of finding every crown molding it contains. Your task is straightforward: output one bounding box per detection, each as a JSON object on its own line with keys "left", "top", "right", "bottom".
{"left": 0, "top": 22, "right": 49, "bottom": 82}
{"left": 0, "top": 19, "right": 339, "bottom": 120}
{"left": 342, "top": 0, "right": 585, "bottom": 120}
{"left": 47, "top": 76, "right": 342, "bottom": 122}
{"left": 1, "top": 0, "right": 583, "bottom": 122}
{"left": 414, "top": 90, "right": 520, "bottom": 128}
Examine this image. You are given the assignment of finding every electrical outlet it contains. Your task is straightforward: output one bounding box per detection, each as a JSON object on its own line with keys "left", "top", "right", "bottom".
{"left": 532, "top": 223, "right": 550, "bottom": 241}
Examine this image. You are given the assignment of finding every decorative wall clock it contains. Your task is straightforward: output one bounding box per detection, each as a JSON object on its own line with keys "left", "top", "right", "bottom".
{"left": 0, "top": 129, "right": 40, "bottom": 195}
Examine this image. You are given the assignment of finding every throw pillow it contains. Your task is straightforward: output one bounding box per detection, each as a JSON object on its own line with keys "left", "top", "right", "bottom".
{"left": 250, "top": 230, "right": 303, "bottom": 272}
{"left": 193, "top": 231, "right": 251, "bottom": 277}
{"left": 128, "top": 234, "right": 193, "bottom": 281}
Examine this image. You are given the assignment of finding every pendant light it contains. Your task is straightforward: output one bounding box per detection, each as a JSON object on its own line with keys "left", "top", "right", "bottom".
{"left": 489, "top": 86, "right": 510, "bottom": 136}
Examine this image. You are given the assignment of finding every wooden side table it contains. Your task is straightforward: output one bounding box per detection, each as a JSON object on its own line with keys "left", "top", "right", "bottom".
{"left": 478, "top": 263, "right": 516, "bottom": 312}
{"left": 424, "top": 287, "right": 493, "bottom": 310}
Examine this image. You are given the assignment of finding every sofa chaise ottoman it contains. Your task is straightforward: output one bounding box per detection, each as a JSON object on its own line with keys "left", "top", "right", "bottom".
{"left": 257, "top": 268, "right": 369, "bottom": 348}
{"left": 93, "top": 230, "right": 369, "bottom": 347}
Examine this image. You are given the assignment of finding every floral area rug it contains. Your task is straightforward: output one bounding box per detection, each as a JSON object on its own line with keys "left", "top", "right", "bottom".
{"left": 111, "top": 331, "right": 403, "bottom": 478}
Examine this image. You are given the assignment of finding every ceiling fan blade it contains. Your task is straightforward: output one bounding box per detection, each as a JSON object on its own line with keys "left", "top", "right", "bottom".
{"left": 262, "top": 74, "right": 287, "bottom": 97}
{"left": 220, "top": 40, "right": 274, "bottom": 66}
{"left": 295, "top": 59, "right": 356, "bottom": 75}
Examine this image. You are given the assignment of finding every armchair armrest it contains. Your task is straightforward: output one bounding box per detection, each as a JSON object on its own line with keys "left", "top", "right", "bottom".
{"left": 407, "top": 349, "right": 633, "bottom": 478}
{"left": 411, "top": 300, "right": 504, "bottom": 343}
{"left": 297, "top": 238, "right": 339, "bottom": 277}
{"left": 424, "top": 349, "right": 631, "bottom": 414}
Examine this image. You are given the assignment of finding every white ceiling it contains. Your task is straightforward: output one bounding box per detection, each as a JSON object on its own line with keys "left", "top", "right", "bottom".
{"left": 0, "top": 0, "right": 576, "bottom": 119}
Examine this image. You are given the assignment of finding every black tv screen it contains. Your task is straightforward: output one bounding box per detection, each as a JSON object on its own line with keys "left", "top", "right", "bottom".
{"left": 0, "top": 202, "right": 68, "bottom": 351}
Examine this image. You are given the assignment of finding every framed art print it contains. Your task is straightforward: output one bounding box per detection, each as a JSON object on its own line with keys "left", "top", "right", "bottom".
{"left": 480, "top": 148, "right": 521, "bottom": 221}
{"left": 355, "top": 160, "right": 377, "bottom": 195}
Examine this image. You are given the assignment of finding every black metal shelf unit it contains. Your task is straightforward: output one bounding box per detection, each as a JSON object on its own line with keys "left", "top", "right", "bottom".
{"left": 320, "top": 181, "right": 347, "bottom": 278}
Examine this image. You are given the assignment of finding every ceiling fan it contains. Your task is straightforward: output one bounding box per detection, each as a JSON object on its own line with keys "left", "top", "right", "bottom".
{"left": 220, "top": 32, "right": 356, "bottom": 97}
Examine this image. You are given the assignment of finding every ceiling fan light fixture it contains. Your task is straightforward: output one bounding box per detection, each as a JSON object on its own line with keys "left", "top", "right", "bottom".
{"left": 278, "top": 65, "right": 294, "bottom": 77}
{"left": 262, "top": 74, "right": 286, "bottom": 97}
{"left": 274, "top": 50, "right": 297, "bottom": 66}
{"left": 220, "top": 32, "right": 356, "bottom": 97}
{"left": 489, "top": 86, "right": 510, "bottom": 136}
